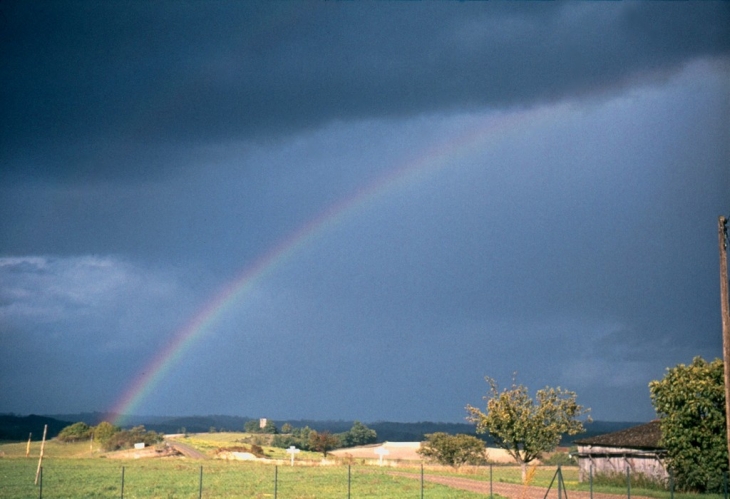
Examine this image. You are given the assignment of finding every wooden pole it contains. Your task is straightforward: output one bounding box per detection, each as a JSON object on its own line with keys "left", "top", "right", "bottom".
{"left": 26, "top": 433, "right": 32, "bottom": 458}
{"left": 719, "top": 216, "right": 730, "bottom": 470}
{"left": 35, "top": 424, "right": 47, "bottom": 485}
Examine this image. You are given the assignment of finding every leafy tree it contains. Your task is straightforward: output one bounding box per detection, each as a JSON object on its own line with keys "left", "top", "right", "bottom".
{"left": 649, "top": 357, "right": 727, "bottom": 493}
{"left": 58, "top": 422, "right": 92, "bottom": 442}
{"left": 417, "top": 432, "right": 487, "bottom": 469}
{"left": 104, "top": 425, "right": 163, "bottom": 451}
{"left": 340, "top": 421, "right": 377, "bottom": 447}
{"left": 262, "top": 419, "right": 278, "bottom": 434}
{"left": 272, "top": 433, "right": 297, "bottom": 449}
{"left": 294, "top": 426, "right": 314, "bottom": 450}
{"left": 281, "top": 423, "right": 293, "bottom": 434}
{"left": 308, "top": 430, "right": 340, "bottom": 458}
{"left": 272, "top": 425, "right": 314, "bottom": 450}
{"left": 467, "top": 376, "right": 589, "bottom": 481}
{"left": 244, "top": 420, "right": 260, "bottom": 433}
{"left": 92, "top": 421, "right": 119, "bottom": 447}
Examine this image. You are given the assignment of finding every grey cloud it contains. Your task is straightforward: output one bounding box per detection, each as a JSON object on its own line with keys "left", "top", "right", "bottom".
{"left": 0, "top": 255, "right": 196, "bottom": 347}
{"left": 1, "top": 2, "right": 728, "bottom": 180}
{"left": 0, "top": 3, "right": 727, "bottom": 421}
{"left": 0, "top": 254, "right": 207, "bottom": 412}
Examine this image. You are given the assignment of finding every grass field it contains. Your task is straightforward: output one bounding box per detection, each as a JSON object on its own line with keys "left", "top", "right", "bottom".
{"left": 0, "top": 435, "right": 493, "bottom": 498}
{"left": 1, "top": 434, "right": 724, "bottom": 499}
{"left": 1, "top": 458, "right": 495, "bottom": 498}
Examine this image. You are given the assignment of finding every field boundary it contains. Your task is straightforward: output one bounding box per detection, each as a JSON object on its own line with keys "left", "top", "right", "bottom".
{"left": 391, "top": 471, "right": 655, "bottom": 499}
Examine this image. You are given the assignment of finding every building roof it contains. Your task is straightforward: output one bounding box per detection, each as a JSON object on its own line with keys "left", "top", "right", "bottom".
{"left": 574, "top": 420, "right": 663, "bottom": 450}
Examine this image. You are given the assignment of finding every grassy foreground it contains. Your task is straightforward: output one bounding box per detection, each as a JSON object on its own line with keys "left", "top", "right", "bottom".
{"left": 0, "top": 458, "right": 495, "bottom": 498}
{"left": 0, "top": 434, "right": 498, "bottom": 498}
{"left": 3, "top": 434, "right": 723, "bottom": 499}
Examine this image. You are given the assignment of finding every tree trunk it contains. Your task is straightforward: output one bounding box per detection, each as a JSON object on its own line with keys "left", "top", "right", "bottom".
{"left": 521, "top": 461, "right": 527, "bottom": 483}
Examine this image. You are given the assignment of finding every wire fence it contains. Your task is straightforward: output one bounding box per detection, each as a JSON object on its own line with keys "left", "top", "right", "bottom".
{"left": 2, "top": 460, "right": 729, "bottom": 499}
{"left": 3, "top": 461, "right": 431, "bottom": 499}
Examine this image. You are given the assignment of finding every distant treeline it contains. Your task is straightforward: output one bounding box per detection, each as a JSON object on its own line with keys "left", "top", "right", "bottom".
{"left": 1, "top": 412, "right": 642, "bottom": 445}
{"left": 0, "top": 414, "right": 72, "bottom": 441}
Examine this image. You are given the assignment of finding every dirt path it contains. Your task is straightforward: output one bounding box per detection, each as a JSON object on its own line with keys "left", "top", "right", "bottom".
{"left": 390, "top": 472, "right": 648, "bottom": 499}
{"left": 166, "top": 440, "right": 209, "bottom": 460}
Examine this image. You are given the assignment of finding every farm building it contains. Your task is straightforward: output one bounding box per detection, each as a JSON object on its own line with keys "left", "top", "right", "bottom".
{"left": 573, "top": 420, "right": 667, "bottom": 482}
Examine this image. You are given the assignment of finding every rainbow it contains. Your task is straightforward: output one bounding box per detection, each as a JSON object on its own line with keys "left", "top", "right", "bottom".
{"left": 110, "top": 106, "right": 550, "bottom": 425}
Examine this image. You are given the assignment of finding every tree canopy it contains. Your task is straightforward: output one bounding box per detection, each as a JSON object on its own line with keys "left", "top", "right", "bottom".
{"left": 649, "top": 357, "right": 727, "bottom": 493}
{"left": 308, "top": 430, "right": 340, "bottom": 458}
{"left": 272, "top": 425, "right": 314, "bottom": 451}
{"left": 93, "top": 421, "right": 120, "bottom": 447}
{"left": 340, "top": 421, "right": 377, "bottom": 447}
{"left": 272, "top": 421, "right": 376, "bottom": 451}
{"left": 57, "top": 422, "right": 92, "bottom": 442}
{"left": 104, "top": 425, "right": 163, "bottom": 451}
{"left": 243, "top": 420, "right": 261, "bottom": 433}
{"left": 467, "top": 376, "right": 589, "bottom": 480}
{"left": 57, "top": 421, "right": 121, "bottom": 449}
{"left": 417, "top": 432, "right": 487, "bottom": 469}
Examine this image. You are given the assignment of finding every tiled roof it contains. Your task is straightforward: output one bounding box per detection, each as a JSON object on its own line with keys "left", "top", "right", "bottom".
{"left": 574, "top": 420, "right": 663, "bottom": 450}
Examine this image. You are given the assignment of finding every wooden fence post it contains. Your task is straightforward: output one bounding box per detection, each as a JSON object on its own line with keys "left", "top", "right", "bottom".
{"left": 34, "top": 425, "right": 47, "bottom": 485}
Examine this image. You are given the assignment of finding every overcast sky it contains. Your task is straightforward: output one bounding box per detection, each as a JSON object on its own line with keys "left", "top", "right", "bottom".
{"left": 1, "top": 1, "right": 729, "bottom": 424}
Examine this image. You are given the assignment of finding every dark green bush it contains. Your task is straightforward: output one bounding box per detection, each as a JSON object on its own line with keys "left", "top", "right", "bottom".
{"left": 592, "top": 470, "right": 668, "bottom": 491}
{"left": 103, "top": 425, "right": 163, "bottom": 451}
{"left": 541, "top": 449, "right": 577, "bottom": 466}
{"left": 57, "top": 422, "right": 92, "bottom": 442}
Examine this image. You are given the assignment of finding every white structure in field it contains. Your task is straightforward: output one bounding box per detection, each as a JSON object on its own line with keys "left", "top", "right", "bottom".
{"left": 574, "top": 421, "right": 667, "bottom": 482}
{"left": 286, "top": 445, "right": 300, "bottom": 466}
{"left": 374, "top": 446, "right": 389, "bottom": 466}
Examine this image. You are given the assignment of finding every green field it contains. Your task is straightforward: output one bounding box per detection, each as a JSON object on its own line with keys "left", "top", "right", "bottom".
{"left": 0, "top": 435, "right": 492, "bottom": 498}
{"left": 1, "top": 458, "right": 496, "bottom": 498}
{"left": 1, "top": 434, "right": 722, "bottom": 499}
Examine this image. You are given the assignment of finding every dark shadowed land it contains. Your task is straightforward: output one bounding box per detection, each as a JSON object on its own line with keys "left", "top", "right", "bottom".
{"left": 2, "top": 413, "right": 638, "bottom": 445}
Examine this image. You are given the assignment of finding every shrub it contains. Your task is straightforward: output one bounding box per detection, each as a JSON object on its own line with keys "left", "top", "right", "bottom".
{"left": 592, "top": 471, "right": 668, "bottom": 491}
{"left": 272, "top": 425, "right": 314, "bottom": 451}
{"left": 541, "top": 449, "right": 577, "bottom": 466}
{"left": 339, "top": 421, "right": 377, "bottom": 447}
{"left": 58, "top": 422, "right": 92, "bottom": 442}
{"left": 93, "top": 422, "right": 120, "bottom": 447}
{"left": 418, "top": 433, "right": 488, "bottom": 469}
{"left": 103, "top": 425, "right": 163, "bottom": 451}
{"left": 309, "top": 431, "right": 341, "bottom": 457}
{"left": 649, "top": 357, "right": 727, "bottom": 493}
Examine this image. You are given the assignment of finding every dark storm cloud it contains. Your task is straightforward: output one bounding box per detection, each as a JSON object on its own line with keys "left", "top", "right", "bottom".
{"left": 0, "top": 1, "right": 728, "bottom": 422}
{"left": 1, "top": 1, "right": 728, "bottom": 180}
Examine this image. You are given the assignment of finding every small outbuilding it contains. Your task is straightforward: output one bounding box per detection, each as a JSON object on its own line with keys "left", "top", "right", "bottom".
{"left": 573, "top": 420, "right": 667, "bottom": 482}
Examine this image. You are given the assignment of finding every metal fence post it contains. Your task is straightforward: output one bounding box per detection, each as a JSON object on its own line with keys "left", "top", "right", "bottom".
{"left": 38, "top": 466, "right": 42, "bottom": 499}
{"left": 589, "top": 465, "right": 593, "bottom": 499}
{"left": 348, "top": 465, "right": 351, "bottom": 499}
{"left": 199, "top": 465, "right": 203, "bottom": 499}
{"left": 421, "top": 463, "right": 424, "bottom": 499}
{"left": 626, "top": 466, "right": 631, "bottom": 499}
{"left": 669, "top": 469, "right": 674, "bottom": 499}
{"left": 558, "top": 466, "right": 562, "bottom": 499}
{"left": 274, "top": 465, "right": 278, "bottom": 499}
{"left": 121, "top": 466, "right": 125, "bottom": 499}
{"left": 724, "top": 471, "right": 728, "bottom": 499}
{"left": 490, "top": 464, "right": 493, "bottom": 499}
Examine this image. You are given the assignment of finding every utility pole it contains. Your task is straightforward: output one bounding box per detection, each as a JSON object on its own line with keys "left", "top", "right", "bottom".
{"left": 718, "top": 216, "right": 730, "bottom": 470}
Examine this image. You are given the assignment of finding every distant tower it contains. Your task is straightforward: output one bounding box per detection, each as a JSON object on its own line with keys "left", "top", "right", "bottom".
{"left": 259, "top": 418, "right": 267, "bottom": 429}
